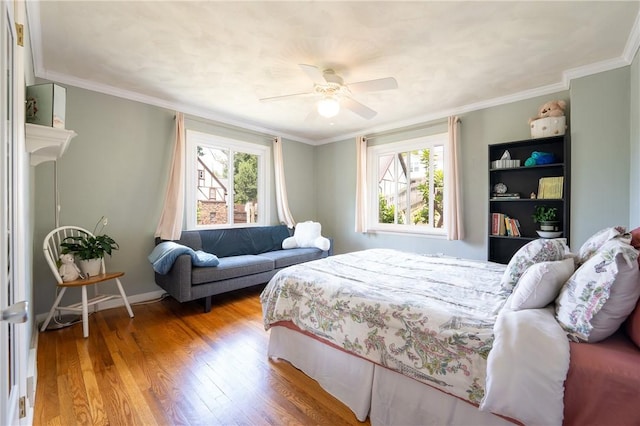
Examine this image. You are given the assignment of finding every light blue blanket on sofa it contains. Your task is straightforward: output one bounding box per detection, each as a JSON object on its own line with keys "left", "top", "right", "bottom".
{"left": 148, "top": 241, "right": 219, "bottom": 274}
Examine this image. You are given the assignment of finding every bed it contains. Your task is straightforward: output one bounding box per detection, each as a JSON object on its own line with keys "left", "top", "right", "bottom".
{"left": 260, "top": 237, "right": 640, "bottom": 426}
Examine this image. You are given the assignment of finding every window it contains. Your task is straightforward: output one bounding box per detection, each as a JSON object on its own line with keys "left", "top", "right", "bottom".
{"left": 185, "top": 130, "right": 270, "bottom": 229}
{"left": 367, "top": 133, "right": 447, "bottom": 235}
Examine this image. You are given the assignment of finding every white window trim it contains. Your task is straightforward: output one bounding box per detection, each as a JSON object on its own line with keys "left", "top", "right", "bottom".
{"left": 185, "top": 129, "right": 271, "bottom": 230}
{"left": 366, "top": 133, "right": 448, "bottom": 237}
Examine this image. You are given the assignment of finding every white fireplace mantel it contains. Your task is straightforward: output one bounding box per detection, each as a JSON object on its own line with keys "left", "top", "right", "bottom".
{"left": 25, "top": 123, "right": 77, "bottom": 166}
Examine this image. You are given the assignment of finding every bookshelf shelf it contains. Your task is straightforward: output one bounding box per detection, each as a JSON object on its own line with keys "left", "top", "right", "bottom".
{"left": 488, "top": 134, "right": 570, "bottom": 264}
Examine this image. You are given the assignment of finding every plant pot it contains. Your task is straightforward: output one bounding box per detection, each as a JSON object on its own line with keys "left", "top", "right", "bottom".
{"left": 78, "top": 258, "right": 102, "bottom": 277}
{"left": 539, "top": 221, "right": 560, "bottom": 232}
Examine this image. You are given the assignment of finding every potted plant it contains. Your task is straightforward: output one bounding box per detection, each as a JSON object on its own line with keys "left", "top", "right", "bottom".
{"left": 60, "top": 217, "right": 119, "bottom": 277}
{"left": 532, "top": 205, "right": 560, "bottom": 233}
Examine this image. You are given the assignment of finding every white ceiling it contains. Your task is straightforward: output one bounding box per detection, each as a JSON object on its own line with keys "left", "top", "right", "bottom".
{"left": 27, "top": 1, "right": 640, "bottom": 144}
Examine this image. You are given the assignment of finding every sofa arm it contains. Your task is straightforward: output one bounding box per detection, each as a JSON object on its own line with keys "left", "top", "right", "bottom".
{"left": 154, "top": 254, "right": 193, "bottom": 302}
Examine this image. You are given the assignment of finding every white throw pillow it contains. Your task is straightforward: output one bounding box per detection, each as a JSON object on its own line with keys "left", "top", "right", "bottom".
{"left": 577, "top": 226, "right": 627, "bottom": 265}
{"left": 500, "top": 238, "right": 570, "bottom": 292}
{"left": 556, "top": 238, "right": 640, "bottom": 342}
{"left": 511, "top": 258, "right": 575, "bottom": 311}
{"left": 282, "top": 221, "right": 330, "bottom": 251}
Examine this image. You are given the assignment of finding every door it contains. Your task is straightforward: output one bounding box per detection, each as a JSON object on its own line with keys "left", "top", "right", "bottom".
{"left": 1, "top": 1, "right": 28, "bottom": 425}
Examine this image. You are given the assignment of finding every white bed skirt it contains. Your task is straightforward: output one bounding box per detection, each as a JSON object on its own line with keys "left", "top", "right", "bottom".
{"left": 268, "top": 324, "right": 374, "bottom": 421}
{"left": 268, "top": 326, "right": 513, "bottom": 426}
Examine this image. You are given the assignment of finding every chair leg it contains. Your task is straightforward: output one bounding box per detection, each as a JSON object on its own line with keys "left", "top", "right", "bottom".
{"left": 115, "top": 278, "right": 134, "bottom": 318}
{"left": 81, "top": 286, "right": 89, "bottom": 338}
{"left": 40, "top": 287, "right": 67, "bottom": 332}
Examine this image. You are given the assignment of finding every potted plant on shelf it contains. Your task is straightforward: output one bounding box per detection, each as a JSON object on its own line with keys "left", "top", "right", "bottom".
{"left": 532, "top": 205, "right": 561, "bottom": 237}
{"left": 60, "top": 217, "right": 119, "bottom": 277}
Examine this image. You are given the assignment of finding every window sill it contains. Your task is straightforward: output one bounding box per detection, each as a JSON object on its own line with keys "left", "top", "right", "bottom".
{"left": 365, "top": 227, "right": 447, "bottom": 239}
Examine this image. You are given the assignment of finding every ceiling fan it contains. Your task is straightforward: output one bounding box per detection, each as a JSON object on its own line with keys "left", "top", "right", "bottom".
{"left": 259, "top": 64, "right": 398, "bottom": 120}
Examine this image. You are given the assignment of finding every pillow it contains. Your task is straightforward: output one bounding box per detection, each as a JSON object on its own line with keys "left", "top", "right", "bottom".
{"left": 555, "top": 238, "right": 640, "bottom": 342}
{"left": 625, "top": 298, "right": 640, "bottom": 348}
{"left": 630, "top": 227, "right": 640, "bottom": 268}
{"left": 282, "top": 221, "right": 330, "bottom": 251}
{"left": 510, "top": 258, "right": 574, "bottom": 311}
{"left": 577, "top": 226, "right": 627, "bottom": 265}
{"left": 500, "top": 238, "right": 570, "bottom": 291}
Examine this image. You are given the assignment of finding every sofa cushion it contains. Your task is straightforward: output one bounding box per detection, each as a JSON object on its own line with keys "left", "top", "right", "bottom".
{"left": 199, "top": 225, "right": 291, "bottom": 257}
{"left": 172, "top": 231, "right": 203, "bottom": 251}
{"left": 191, "top": 255, "right": 274, "bottom": 285}
{"left": 258, "top": 247, "right": 327, "bottom": 269}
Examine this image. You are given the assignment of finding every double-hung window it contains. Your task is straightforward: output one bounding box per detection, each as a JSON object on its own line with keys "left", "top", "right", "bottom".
{"left": 185, "top": 130, "right": 270, "bottom": 229}
{"left": 367, "top": 133, "right": 447, "bottom": 236}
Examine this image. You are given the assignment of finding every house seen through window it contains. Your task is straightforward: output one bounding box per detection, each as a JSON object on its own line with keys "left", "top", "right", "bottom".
{"left": 368, "top": 133, "right": 447, "bottom": 235}
{"left": 185, "top": 130, "right": 269, "bottom": 229}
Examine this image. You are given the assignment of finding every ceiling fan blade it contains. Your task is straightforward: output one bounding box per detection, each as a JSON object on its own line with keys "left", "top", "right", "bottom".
{"left": 348, "top": 77, "right": 398, "bottom": 94}
{"left": 343, "top": 97, "right": 377, "bottom": 120}
{"left": 299, "top": 64, "right": 327, "bottom": 85}
{"left": 259, "top": 91, "right": 314, "bottom": 102}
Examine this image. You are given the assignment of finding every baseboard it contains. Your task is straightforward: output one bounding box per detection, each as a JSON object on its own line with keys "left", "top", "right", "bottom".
{"left": 35, "top": 289, "right": 168, "bottom": 324}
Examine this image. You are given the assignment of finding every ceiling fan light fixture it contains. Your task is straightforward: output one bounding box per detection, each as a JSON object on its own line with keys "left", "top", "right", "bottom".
{"left": 317, "top": 96, "right": 340, "bottom": 118}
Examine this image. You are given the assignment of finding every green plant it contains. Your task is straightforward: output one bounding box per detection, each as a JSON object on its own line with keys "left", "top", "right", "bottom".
{"left": 532, "top": 205, "right": 558, "bottom": 223}
{"left": 60, "top": 217, "right": 119, "bottom": 260}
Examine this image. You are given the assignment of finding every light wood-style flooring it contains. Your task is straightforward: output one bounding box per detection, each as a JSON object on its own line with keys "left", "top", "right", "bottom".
{"left": 34, "top": 285, "right": 370, "bottom": 425}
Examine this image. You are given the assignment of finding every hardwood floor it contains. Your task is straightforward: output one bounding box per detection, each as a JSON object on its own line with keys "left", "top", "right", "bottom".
{"left": 34, "top": 285, "right": 370, "bottom": 425}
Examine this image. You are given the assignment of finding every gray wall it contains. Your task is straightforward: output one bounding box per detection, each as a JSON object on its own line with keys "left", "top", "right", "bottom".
{"left": 317, "top": 65, "right": 635, "bottom": 259}
{"left": 33, "top": 64, "right": 638, "bottom": 315}
{"left": 32, "top": 86, "right": 316, "bottom": 315}
{"left": 316, "top": 93, "right": 569, "bottom": 259}
{"left": 631, "top": 49, "right": 640, "bottom": 227}
{"left": 570, "top": 67, "right": 631, "bottom": 243}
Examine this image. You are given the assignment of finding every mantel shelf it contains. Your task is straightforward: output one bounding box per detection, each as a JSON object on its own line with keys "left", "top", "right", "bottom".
{"left": 25, "top": 123, "right": 77, "bottom": 166}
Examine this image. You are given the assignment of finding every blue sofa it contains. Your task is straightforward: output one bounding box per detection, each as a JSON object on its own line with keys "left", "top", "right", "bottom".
{"left": 153, "top": 225, "right": 331, "bottom": 312}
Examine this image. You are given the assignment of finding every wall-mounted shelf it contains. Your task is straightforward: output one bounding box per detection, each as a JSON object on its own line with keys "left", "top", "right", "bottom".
{"left": 25, "top": 123, "right": 77, "bottom": 166}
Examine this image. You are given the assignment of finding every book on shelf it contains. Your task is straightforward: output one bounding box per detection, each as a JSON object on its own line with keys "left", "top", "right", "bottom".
{"left": 537, "top": 177, "right": 564, "bottom": 199}
{"left": 491, "top": 192, "right": 521, "bottom": 199}
{"left": 491, "top": 213, "right": 521, "bottom": 236}
{"left": 491, "top": 213, "right": 506, "bottom": 236}
{"left": 509, "top": 218, "right": 521, "bottom": 237}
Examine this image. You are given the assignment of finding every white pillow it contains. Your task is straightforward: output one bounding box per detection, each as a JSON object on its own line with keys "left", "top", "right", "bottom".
{"left": 500, "top": 238, "right": 570, "bottom": 291}
{"left": 282, "top": 221, "right": 330, "bottom": 251}
{"left": 511, "top": 259, "right": 575, "bottom": 311}
{"left": 556, "top": 238, "right": 640, "bottom": 342}
{"left": 577, "top": 226, "right": 627, "bottom": 265}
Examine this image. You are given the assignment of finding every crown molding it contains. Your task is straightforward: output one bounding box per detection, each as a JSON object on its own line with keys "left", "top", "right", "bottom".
{"left": 37, "top": 69, "right": 317, "bottom": 146}
{"left": 624, "top": 9, "right": 640, "bottom": 63}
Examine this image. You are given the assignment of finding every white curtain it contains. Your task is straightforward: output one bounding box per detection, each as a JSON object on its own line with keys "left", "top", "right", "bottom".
{"left": 355, "top": 135, "right": 368, "bottom": 233}
{"left": 154, "top": 112, "right": 185, "bottom": 240}
{"left": 446, "top": 116, "right": 464, "bottom": 240}
{"left": 273, "top": 137, "right": 296, "bottom": 228}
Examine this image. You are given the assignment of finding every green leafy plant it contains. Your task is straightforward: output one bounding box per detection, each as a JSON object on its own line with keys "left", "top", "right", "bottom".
{"left": 60, "top": 217, "right": 119, "bottom": 260}
{"left": 532, "top": 205, "right": 558, "bottom": 223}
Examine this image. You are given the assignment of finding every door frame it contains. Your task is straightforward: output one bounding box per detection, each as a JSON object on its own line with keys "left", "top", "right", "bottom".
{"left": 1, "top": 0, "right": 31, "bottom": 424}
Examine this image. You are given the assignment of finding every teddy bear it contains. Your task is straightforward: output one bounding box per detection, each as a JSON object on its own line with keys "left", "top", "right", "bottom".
{"left": 282, "top": 221, "right": 330, "bottom": 251}
{"left": 528, "top": 100, "right": 567, "bottom": 124}
{"left": 58, "top": 253, "right": 82, "bottom": 282}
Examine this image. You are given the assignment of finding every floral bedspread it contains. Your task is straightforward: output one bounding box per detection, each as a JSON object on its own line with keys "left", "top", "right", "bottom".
{"left": 261, "top": 249, "right": 509, "bottom": 404}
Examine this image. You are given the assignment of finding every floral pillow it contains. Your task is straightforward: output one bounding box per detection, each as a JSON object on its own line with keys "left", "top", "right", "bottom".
{"left": 500, "top": 238, "right": 570, "bottom": 291}
{"left": 630, "top": 227, "right": 640, "bottom": 268}
{"left": 555, "top": 238, "right": 640, "bottom": 343}
{"left": 510, "top": 258, "right": 575, "bottom": 311}
{"left": 577, "top": 226, "right": 627, "bottom": 265}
